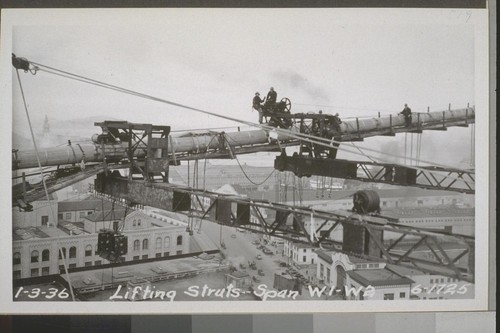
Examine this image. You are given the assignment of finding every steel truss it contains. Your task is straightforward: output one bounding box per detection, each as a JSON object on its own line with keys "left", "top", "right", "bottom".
{"left": 93, "top": 172, "right": 475, "bottom": 282}
{"left": 275, "top": 156, "right": 474, "bottom": 194}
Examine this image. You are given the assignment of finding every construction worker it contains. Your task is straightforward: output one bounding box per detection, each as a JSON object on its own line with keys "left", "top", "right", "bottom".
{"left": 264, "top": 87, "right": 277, "bottom": 110}
{"left": 252, "top": 92, "right": 265, "bottom": 123}
{"left": 400, "top": 104, "right": 412, "bottom": 127}
{"left": 332, "top": 113, "right": 342, "bottom": 132}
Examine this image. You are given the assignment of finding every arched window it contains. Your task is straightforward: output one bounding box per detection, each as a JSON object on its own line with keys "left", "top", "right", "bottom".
{"left": 69, "top": 247, "right": 77, "bottom": 259}
{"left": 42, "top": 249, "right": 50, "bottom": 261}
{"left": 177, "top": 235, "right": 183, "bottom": 246}
{"left": 58, "top": 247, "right": 66, "bottom": 260}
{"left": 164, "top": 236, "right": 170, "bottom": 249}
{"left": 85, "top": 245, "right": 92, "bottom": 257}
{"left": 142, "top": 239, "right": 149, "bottom": 250}
{"left": 138, "top": 219, "right": 142, "bottom": 226}
{"left": 133, "top": 240, "right": 140, "bottom": 251}
{"left": 133, "top": 219, "right": 137, "bottom": 226}
{"left": 155, "top": 237, "right": 162, "bottom": 250}
{"left": 31, "top": 250, "right": 39, "bottom": 263}
{"left": 13, "top": 252, "right": 21, "bottom": 265}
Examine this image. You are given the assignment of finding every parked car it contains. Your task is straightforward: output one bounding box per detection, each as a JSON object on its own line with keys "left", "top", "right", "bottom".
{"left": 252, "top": 240, "right": 260, "bottom": 245}
{"left": 258, "top": 269, "right": 265, "bottom": 276}
{"left": 279, "top": 261, "right": 287, "bottom": 267}
{"left": 239, "top": 263, "right": 246, "bottom": 269}
{"left": 249, "top": 261, "right": 257, "bottom": 270}
{"left": 252, "top": 276, "right": 261, "bottom": 283}
{"left": 256, "top": 254, "right": 262, "bottom": 260}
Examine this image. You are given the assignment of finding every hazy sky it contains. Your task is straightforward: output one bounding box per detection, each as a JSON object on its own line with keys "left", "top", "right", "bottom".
{"left": 7, "top": 9, "right": 479, "bottom": 166}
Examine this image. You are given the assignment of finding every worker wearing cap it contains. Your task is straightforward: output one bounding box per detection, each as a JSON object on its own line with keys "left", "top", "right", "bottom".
{"left": 253, "top": 92, "right": 265, "bottom": 123}
{"left": 400, "top": 104, "right": 412, "bottom": 127}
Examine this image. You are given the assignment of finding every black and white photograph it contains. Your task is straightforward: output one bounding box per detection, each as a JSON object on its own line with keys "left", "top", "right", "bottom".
{"left": 0, "top": 8, "right": 490, "bottom": 314}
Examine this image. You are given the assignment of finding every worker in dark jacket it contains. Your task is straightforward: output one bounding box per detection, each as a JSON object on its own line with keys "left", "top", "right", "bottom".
{"left": 265, "top": 87, "right": 277, "bottom": 109}
{"left": 253, "top": 92, "right": 265, "bottom": 123}
{"left": 332, "top": 113, "right": 342, "bottom": 132}
{"left": 400, "top": 104, "right": 412, "bottom": 127}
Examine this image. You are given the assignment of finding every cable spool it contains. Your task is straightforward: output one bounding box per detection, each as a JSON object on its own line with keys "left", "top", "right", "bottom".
{"left": 352, "top": 190, "right": 380, "bottom": 214}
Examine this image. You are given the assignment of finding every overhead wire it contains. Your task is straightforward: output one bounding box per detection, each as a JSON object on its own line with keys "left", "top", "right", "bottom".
{"left": 14, "top": 69, "right": 76, "bottom": 302}
{"left": 24, "top": 59, "right": 474, "bottom": 181}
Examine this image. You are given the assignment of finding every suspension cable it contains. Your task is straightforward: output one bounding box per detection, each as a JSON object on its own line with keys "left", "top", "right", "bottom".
{"left": 15, "top": 69, "right": 76, "bottom": 301}
{"left": 20, "top": 58, "right": 475, "bottom": 177}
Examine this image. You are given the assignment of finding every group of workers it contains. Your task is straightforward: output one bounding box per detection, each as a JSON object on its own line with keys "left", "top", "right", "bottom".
{"left": 253, "top": 87, "right": 277, "bottom": 123}
{"left": 252, "top": 87, "right": 412, "bottom": 129}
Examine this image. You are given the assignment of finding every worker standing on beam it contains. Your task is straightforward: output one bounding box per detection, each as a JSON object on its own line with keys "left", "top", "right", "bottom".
{"left": 400, "top": 104, "right": 412, "bottom": 127}
{"left": 253, "top": 92, "right": 265, "bottom": 124}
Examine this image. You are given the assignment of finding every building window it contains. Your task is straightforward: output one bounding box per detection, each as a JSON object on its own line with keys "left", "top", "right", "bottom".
{"left": 384, "top": 293, "right": 394, "bottom": 300}
{"left": 69, "top": 263, "right": 77, "bottom": 269}
{"left": 58, "top": 213, "right": 63, "bottom": 220}
{"left": 156, "top": 237, "right": 162, "bottom": 250}
{"left": 31, "top": 268, "right": 39, "bottom": 277}
{"left": 41, "top": 215, "right": 49, "bottom": 226}
{"left": 88, "top": 211, "right": 93, "bottom": 215}
{"left": 176, "top": 250, "right": 182, "bottom": 255}
{"left": 177, "top": 235, "right": 183, "bottom": 246}
{"left": 163, "top": 252, "right": 169, "bottom": 257}
{"left": 399, "top": 292, "right": 406, "bottom": 298}
{"left": 142, "top": 255, "right": 148, "bottom": 260}
{"left": 164, "top": 236, "right": 170, "bottom": 248}
{"left": 85, "top": 245, "right": 92, "bottom": 257}
{"left": 143, "top": 239, "right": 149, "bottom": 250}
{"left": 133, "top": 256, "right": 140, "bottom": 261}
{"left": 13, "top": 270, "right": 21, "bottom": 279}
{"left": 42, "top": 267, "right": 50, "bottom": 276}
{"left": 13, "top": 252, "right": 21, "bottom": 265}
{"left": 326, "top": 268, "right": 330, "bottom": 283}
{"left": 113, "top": 221, "right": 119, "bottom": 231}
{"left": 95, "top": 260, "right": 102, "bottom": 266}
{"left": 303, "top": 256, "right": 306, "bottom": 263}
{"left": 133, "top": 240, "right": 140, "bottom": 251}
{"left": 79, "top": 211, "right": 86, "bottom": 218}
{"left": 69, "top": 247, "right": 77, "bottom": 259}
{"left": 156, "top": 253, "right": 162, "bottom": 258}
{"left": 42, "top": 249, "right": 50, "bottom": 261}
{"left": 137, "top": 219, "right": 142, "bottom": 226}
{"left": 31, "top": 250, "right": 39, "bottom": 263}
{"left": 85, "top": 262, "right": 92, "bottom": 267}
{"left": 59, "top": 265, "right": 65, "bottom": 272}
{"left": 65, "top": 213, "right": 71, "bottom": 220}
{"left": 133, "top": 219, "right": 137, "bottom": 226}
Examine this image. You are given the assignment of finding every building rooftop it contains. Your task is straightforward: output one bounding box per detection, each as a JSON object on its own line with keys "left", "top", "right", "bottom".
{"left": 380, "top": 206, "right": 475, "bottom": 219}
{"left": 347, "top": 268, "right": 414, "bottom": 287}
{"left": 85, "top": 209, "right": 128, "bottom": 222}
{"left": 58, "top": 198, "right": 114, "bottom": 212}
{"left": 315, "top": 250, "right": 334, "bottom": 264}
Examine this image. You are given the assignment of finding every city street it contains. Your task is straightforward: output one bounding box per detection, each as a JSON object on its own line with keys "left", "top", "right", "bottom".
{"left": 200, "top": 221, "right": 286, "bottom": 290}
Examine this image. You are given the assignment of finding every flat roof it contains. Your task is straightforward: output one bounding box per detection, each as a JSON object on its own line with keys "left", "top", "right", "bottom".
{"left": 381, "top": 206, "right": 474, "bottom": 219}
{"left": 347, "top": 269, "right": 414, "bottom": 287}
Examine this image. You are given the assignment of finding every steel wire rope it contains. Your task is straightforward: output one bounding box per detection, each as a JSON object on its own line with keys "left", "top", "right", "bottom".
{"left": 26, "top": 60, "right": 474, "bottom": 179}
{"left": 14, "top": 69, "right": 76, "bottom": 302}
{"left": 34, "top": 62, "right": 469, "bottom": 172}
{"left": 33, "top": 62, "right": 472, "bottom": 173}
{"left": 224, "top": 143, "right": 276, "bottom": 186}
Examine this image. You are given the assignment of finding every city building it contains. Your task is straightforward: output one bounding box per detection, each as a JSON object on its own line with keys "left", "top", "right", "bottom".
{"left": 283, "top": 240, "right": 317, "bottom": 265}
{"left": 12, "top": 196, "right": 218, "bottom": 280}
{"left": 315, "top": 250, "right": 413, "bottom": 301}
